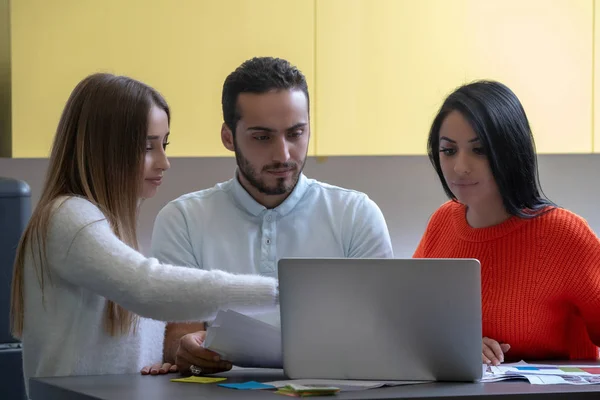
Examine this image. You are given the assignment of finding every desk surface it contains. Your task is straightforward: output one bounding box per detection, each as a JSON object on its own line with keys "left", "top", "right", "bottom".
{"left": 29, "top": 367, "right": 600, "bottom": 400}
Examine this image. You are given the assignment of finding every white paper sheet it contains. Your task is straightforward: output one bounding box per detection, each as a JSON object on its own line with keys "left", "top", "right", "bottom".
{"left": 203, "top": 309, "right": 283, "bottom": 368}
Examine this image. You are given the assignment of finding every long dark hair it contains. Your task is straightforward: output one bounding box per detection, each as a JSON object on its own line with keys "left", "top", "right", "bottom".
{"left": 427, "top": 80, "right": 554, "bottom": 218}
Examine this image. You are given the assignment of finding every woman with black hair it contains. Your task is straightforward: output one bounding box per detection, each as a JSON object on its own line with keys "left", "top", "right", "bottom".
{"left": 414, "top": 80, "right": 600, "bottom": 366}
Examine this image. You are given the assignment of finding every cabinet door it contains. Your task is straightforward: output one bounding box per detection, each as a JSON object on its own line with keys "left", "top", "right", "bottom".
{"left": 315, "top": 0, "right": 592, "bottom": 156}
{"left": 0, "top": 0, "right": 9, "bottom": 157}
{"left": 10, "top": 0, "right": 315, "bottom": 157}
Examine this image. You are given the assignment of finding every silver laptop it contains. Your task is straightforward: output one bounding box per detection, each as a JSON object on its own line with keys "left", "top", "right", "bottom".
{"left": 278, "top": 258, "right": 482, "bottom": 382}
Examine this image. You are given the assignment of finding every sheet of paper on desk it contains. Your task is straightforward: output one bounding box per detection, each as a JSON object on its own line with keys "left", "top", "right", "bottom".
{"left": 263, "top": 379, "right": 430, "bottom": 391}
{"left": 203, "top": 309, "right": 283, "bottom": 368}
{"left": 482, "top": 361, "right": 600, "bottom": 385}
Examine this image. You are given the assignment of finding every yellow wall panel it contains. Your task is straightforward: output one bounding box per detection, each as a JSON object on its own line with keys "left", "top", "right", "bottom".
{"left": 0, "top": 0, "right": 10, "bottom": 157}
{"left": 10, "top": 0, "right": 315, "bottom": 158}
{"left": 465, "top": 0, "right": 592, "bottom": 155}
{"left": 316, "top": 0, "right": 592, "bottom": 156}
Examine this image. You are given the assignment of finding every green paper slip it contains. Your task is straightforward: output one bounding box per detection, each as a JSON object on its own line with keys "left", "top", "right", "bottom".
{"left": 170, "top": 376, "right": 227, "bottom": 384}
{"left": 275, "top": 384, "right": 341, "bottom": 397}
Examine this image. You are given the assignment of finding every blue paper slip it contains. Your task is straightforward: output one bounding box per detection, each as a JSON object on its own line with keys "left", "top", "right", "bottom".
{"left": 218, "top": 381, "right": 276, "bottom": 390}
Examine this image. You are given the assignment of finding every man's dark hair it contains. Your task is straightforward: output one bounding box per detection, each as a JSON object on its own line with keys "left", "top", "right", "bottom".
{"left": 222, "top": 57, "right": 309, "bottom": 136}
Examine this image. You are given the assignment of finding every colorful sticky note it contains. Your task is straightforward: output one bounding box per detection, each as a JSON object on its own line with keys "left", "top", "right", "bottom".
{"left": 170, "top": 376, "right": 227, "bottom": 384}
{"left": 559, "top": 367, "right": 586, "bottom": 373}
{"left": 218, "top": 381, "right": 275, "bottom": 390}
{"left": 275, "top": 384, "right": 341, "bottom": 397}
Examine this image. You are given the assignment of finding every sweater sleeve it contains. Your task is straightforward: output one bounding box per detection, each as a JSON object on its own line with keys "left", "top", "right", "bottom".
{"left": 412, "top": 206, "right": 445, "bottom": 258}
{"left": 412, "top": 233, "right": 427, "bottom": 258}
{"left": 553, "top": 211, "right": 600, "bottom": 345}
{"left": 44, "top": 197, "right": 277, "bottom": 322}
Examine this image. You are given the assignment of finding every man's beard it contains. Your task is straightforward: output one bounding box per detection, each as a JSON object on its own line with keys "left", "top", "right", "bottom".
{"left": 234, "top": 143, "right": 305, "bottom": 196}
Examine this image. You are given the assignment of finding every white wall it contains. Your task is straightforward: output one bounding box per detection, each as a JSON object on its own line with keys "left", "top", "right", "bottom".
{"left": 1, "top": 155, "right": 598, "bottom": 257}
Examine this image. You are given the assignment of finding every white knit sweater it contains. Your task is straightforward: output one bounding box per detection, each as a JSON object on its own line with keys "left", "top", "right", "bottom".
{"left": 21, "top": 196, "right": 278, "bottom": 395}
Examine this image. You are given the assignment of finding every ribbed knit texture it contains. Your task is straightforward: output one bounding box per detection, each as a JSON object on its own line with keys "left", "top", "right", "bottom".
{"left": 414, "top": 200, "right": 600, "bottom": 361}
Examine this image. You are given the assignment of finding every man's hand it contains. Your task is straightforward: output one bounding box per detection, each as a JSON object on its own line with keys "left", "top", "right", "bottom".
{"left": 140, "top": 362, "right": 178, "bottom": 375}
{"left": 482, "top": 337, "right": 510, "bottom": 366}
{"left": 176, "top": 331, "right": 233, "bottom": 375}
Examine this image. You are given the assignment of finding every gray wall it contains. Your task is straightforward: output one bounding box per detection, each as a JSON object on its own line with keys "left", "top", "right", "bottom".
{"left": 0, "top": 155, "right": 597, "bottom": 257}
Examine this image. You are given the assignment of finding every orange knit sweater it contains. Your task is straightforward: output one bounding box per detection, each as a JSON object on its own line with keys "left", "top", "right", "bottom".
{"left": 414, "top": 200, "right": 600, "bottom": 361}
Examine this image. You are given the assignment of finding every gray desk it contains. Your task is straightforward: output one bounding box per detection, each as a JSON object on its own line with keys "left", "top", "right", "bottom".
{"left": 29, "top": 368, "right": 600, "bottom": 400}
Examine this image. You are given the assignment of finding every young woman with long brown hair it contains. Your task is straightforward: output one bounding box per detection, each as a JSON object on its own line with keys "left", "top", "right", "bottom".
{"left": 10, "top": 73, "right": 278, "bottom": 395}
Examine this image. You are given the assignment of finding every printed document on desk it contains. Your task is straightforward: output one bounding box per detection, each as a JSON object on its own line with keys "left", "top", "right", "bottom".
{"left": 482, "top": 361, "right": 600, "bottom": 385}
{"left": 203, "top": 309, "right": 283, "bottom": 368}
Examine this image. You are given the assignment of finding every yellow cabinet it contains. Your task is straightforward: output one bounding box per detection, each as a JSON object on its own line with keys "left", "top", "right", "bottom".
{"left": 0, "top": 0, "right": 9, "bottom": 158}
{"left": 9, "top": 0, "right": 315, "bottom": 158}
{"left": 315, "top": 0, "right": 592, "bottom": 156}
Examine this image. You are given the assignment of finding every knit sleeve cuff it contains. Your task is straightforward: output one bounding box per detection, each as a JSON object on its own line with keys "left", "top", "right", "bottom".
{"left": 214, "top": 272, "right": 279, "bottom": 315}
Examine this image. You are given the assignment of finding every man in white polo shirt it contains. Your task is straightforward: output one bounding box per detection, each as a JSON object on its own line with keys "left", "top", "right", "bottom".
{"left": 148, "top": 57, "right": 393, "bottom": 376}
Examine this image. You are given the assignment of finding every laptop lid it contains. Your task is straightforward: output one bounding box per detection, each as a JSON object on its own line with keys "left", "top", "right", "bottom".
{"left": 278, "top": 258, "right": 482, "bottom": 382}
